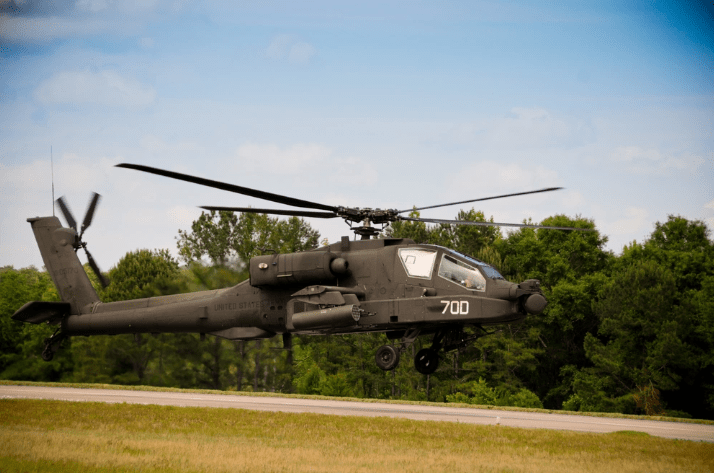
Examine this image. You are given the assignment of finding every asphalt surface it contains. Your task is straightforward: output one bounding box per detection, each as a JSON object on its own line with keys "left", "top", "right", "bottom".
{"left": 2, "top": 385, "right": 712, "bottom": 442}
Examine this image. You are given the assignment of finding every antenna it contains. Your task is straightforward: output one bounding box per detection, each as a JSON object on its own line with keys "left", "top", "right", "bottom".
{"left": 51, "top": 146, "right": 55, "bottom": 216}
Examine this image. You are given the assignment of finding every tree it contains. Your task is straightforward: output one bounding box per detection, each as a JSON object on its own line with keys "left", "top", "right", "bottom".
{"left": 177, "top": 210, "right": 320, "bottom": 266}
{"left": 71, "top": 249, "right": 182, "bottom": 385}
{"left": 384, "top": 208, "right": 501, "bottom": 256}
{"left": 174, "top": 211, "right": 321, "bottom": 393}
{"left": 574, "top": 216, "right": 714, "bottom": 417}
{"left": 481, "top": 215, "right": 612, "bottom": 408}
{"left": 577, "top": 260, "right": 690, "bottom": 413}
{"left": 0, "top": 266, "right": 71, "bottom": 381}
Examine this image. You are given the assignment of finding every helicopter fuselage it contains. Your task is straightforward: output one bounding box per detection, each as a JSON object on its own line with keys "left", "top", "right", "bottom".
{"left": 59, "top": 236, "right": 545, "bottom": 341}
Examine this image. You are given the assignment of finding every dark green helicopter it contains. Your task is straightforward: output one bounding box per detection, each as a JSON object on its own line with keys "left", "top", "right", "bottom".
{"left": 12, "top": 164, "right": 592, "bottom": 375}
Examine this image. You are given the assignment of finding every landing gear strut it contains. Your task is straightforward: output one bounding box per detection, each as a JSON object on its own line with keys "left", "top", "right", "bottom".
{"left": 412, "top": 329, "right": 446, "bottom": 375}
{"left": 41, "top": 330, "right": 65, "bottom": 362}
{"left": 374, "top": 326, "right": 501, "bottom": 374}
{"left": 375, "top": 328, "right": 421, "bottom": 372}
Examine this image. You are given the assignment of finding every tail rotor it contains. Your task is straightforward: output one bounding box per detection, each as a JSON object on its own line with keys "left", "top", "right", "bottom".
{"left": 55, "top": 192, "right": 110, "bottom": 288}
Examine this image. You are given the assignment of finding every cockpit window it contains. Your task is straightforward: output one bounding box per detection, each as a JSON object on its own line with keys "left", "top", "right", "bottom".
{"left": 476, "top": 263, "right": 504, "bottom": 280}
{"left": 398, "top": 248, "right": 437, "bottom": 279}
{"left": 451, "top": 250, "right": 505, "bottom": 280}
{"left": 438, "top": 254, "right": 486, "bottom": 291}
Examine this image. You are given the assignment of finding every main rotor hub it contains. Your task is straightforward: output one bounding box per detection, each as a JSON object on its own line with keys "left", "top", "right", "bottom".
{"left": 337, "top": 207, "right": 400, "bottom": 225}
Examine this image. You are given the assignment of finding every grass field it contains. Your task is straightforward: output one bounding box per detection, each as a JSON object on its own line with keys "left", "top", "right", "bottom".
{"left": 2, "top": 398, "right": 713, "bottom": 473}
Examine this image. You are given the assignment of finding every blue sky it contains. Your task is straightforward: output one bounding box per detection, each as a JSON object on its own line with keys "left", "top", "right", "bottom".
{"left": 1, "top": 0, "right": 712, "bottom": 270}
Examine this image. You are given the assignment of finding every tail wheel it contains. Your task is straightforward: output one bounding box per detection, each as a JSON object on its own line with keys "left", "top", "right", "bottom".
{"left": 41, "top": 347, "right": 54, "bottom": 362}
{"left": 375, "top": 345, "right": 400, "bottom": 371}
{"left": 414, "top": 348, "right": 439, "bottom": 375}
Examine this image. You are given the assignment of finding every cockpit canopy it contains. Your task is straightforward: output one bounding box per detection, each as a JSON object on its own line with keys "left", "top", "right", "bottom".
{"left": 398, "top": 246, "right": 504, "bottom": 291}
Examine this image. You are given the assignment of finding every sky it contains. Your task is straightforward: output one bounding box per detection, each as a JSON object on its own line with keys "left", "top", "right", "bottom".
{"left": 1, "top": 0, "right": 713, "bottom": 271}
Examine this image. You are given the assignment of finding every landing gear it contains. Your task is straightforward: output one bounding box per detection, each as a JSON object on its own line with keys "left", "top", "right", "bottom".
{"left": 373, "top": 326, "right": 501, "bottom": 374}
{"left": 41, "top": 330, "right": 65, "bottom": 362}
{"left": 41, "top": 346, "right": 54, "bottom": 362}
{"left": 414, "top": 348, "right": 439, "bottom": 375}
{"left": 375, "top": 345, "right": 400, "bottom": 371}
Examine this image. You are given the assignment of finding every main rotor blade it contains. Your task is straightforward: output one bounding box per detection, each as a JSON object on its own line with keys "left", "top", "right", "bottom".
{"left": 400, "top": 187, "right": 563, "bottom": 214}
{"left": 83, "top": 247, "right": 110, "bottom": 288}
{"left": 200, "top": 206, "right": 339, "bottom": 219}
{"left": 116, "top": 163, "right": 338, "bottom": 212}
{"left": 55, "top": 196, "right": 77, "bottom": 230}
{"left": 80, "top": 192, "right": 101, "bottom": 239}
{"left": 400, "top": 216, "right": 596, "bottom": 231}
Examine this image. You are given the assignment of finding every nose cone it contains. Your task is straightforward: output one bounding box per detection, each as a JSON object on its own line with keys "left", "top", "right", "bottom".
{"left": 524, "top": 293, "right": 547, "bottom": 315}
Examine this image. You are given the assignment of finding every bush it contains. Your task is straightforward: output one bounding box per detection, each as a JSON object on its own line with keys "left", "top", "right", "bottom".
{"left": 446, "top": 378, "right": 543, "bottom": 409}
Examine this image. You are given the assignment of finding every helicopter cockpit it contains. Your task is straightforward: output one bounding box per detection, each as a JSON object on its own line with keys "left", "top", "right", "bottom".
{"left": 398, "top": 246, "right": 505, "bottom": 292}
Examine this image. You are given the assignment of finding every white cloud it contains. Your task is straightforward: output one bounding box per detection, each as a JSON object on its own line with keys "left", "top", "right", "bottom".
{"left": 141, "top": 135, "right": 201, "bottom": 154}
{"left": 167, "top": 205, "right": 202, "bottom": 227}
{"left": 34, "top": 69, "right": 156, "bottom": 108}
{"left": 705, "top": 200, "right": 714, "bottom": 210}
{"left": 266, "top": 34, "right": 316, "bottom": 65}
{"left": 0, "top": 152, "right": 211, "bottom": 270}
{"left": 289, "top": 42, "right": 316, "bottom": 65}
{"left": 456, "top": 161, "right": 560, "bottom": 195}
{"left": 447, "top": 107, "right": 593, "bottom": 150}
{"left": 139, "top": 36, "right": 154, "bottom": 49}
{"left": 236, "top": 142, "right": 332, "bottom": 174}
{"left": 266, "top": 34, "right": 293, "bottom": 60}
{"left": 604, "top": 207, "right": 649, "bottom": 236}
{"left": 610, "top": 146, "right": 705, "bottom": 174}
{"left": 610, "top": 146, "right": 661, "bottom": 162}
{"left": 232, "top": 142, "right": 378, "bottom": 190}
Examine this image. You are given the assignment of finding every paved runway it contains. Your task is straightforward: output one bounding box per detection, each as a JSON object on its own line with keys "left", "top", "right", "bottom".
{"left": 2, "top": 385, "right": 712, "bottom": 442}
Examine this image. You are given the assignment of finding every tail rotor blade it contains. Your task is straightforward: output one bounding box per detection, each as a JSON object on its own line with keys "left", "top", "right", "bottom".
{"left": 84, "top": 247, "right": 110, "bottom": 288}
{"left": 55, "top": 196, "right": 77, "bottom": 230}
{"left": 80, "top": 192, "right": 102, "bottom": 239}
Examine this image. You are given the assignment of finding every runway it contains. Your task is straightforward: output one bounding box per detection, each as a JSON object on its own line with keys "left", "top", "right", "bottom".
{"left": 2, "top": 385, "right": 712, "bottom": 442}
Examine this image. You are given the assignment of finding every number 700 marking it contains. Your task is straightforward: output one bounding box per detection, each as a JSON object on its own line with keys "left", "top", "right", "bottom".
{"left": 441, "top": 300, "right": 469, "bottom": 315}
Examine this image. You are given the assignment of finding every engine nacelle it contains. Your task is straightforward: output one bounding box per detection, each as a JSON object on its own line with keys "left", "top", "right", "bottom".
{"left": 250, "top": 251, "right": 344, "bottom": 287}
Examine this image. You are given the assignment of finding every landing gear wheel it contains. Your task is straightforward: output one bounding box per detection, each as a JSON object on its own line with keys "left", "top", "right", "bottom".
{"left": 41, "top": 347, "right": 54, "bottom": 362}
{"left": 375, "top": 345, "right": 400, "bottom": 371}
{"left": 414, "top": 348, "right": 439, "bottom": 375}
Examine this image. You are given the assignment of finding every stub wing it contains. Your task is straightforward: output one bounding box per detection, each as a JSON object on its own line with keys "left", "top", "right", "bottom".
{"left": 12, "top": 301, "right": 71, "bottom": 325}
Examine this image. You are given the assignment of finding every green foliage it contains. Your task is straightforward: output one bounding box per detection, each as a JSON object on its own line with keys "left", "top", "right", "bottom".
{"left": 385, "top": 208, "right": 501, "bottom": 257}
{"left": 446, "top": 378, "right": 498, "bottom": 405}
{"left": 177, "top": 210, "right": 320, "bottom": 266}
{"left": 446, "top": 377, "right": 544, "bottom": 408}
{"left": 0, "top": 267, "right": 71, "bottom": 382}
{"left": 588, "top": 260, "right": 690, "bottom": 392}
{"left": 574, "top": 217, "right": 714, "bottom": 418}
{"left": 101, "top": 249, "right": 180, "bottom": 302}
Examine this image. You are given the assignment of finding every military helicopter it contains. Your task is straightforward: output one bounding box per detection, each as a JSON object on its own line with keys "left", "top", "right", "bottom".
{"left": 12, "top": 163, "right": 593, "bottom": 375}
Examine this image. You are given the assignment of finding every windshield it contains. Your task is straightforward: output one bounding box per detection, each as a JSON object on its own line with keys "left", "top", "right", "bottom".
{"left": 424, "top": 245, "right": 505, "bottom": 280}
{"left": 398, "top": 248, "right": 437, "bottom": 279}
{"left": 438, "top": 254, "right": 486, "bottom": 291}
{"left": 450, "top": 250, "right": 505, "bottom": 280}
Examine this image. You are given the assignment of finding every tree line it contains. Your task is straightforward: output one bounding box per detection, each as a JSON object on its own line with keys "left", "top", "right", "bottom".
{"left": 1, "top": 210, "right": 712, "bottom": 419}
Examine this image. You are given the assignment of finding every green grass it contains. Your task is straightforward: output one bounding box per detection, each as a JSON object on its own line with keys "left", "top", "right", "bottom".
{"left": 1, "top": 398, "right": 713, "bottom": 473}
{"left": 1, "top": 379, "right": 712, "bottom": 425}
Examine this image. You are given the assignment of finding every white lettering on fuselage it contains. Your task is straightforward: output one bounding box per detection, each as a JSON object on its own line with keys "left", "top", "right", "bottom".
{"left": 441, "top": 300, "right": 469, "bottom": 315}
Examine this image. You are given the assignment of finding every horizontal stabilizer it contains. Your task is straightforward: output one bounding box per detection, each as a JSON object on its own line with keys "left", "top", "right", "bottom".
{"left": 12, "top": 301, "right": 71, "bottom": 325}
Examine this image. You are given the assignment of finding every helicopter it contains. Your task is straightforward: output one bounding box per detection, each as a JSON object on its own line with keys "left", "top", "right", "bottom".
{"left": 12, "top": 163, "right": 593, "bottom": 375}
